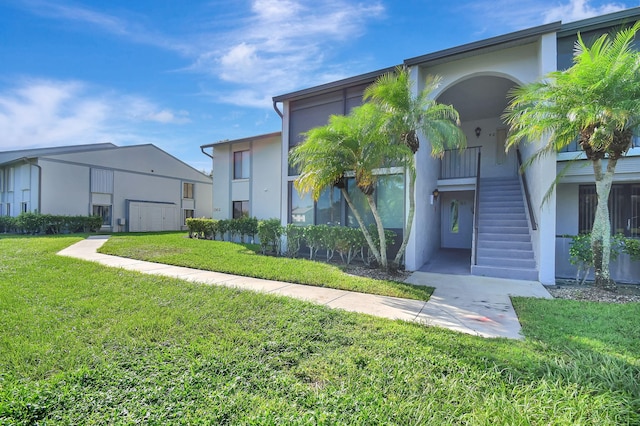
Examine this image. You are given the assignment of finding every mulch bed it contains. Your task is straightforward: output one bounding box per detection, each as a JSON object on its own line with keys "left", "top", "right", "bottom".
{"left": 546, "top": 279, "right": 640, "bottom": 303}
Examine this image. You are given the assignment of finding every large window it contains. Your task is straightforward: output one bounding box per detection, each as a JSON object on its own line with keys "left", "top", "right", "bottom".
{"left": 183, "top": 182, "right": 194, "bottom": 199}
{"left": 346, "top": 175, "right": 404, "bottom": 228}
{"left": 316, "top": 187, "right": 341, "bottom": 225}
{"left": 92, "top": 205, "right": 112, "bottom": 226}
{"left": 579, "top": 183, "right": 640, "bottom": 237}
{"left": 289, "top": 185, "right": 314, "bottom": 226}
{"left": 233, "top": 150, "right": 250, "bottom": 179}
{"left": 232, "top": 201, "right": 249, "bottom": 219}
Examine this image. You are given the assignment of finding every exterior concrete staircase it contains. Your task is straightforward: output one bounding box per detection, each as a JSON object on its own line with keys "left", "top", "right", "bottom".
{"left": 471, "top": 177, "right": 538, "bottom": 281}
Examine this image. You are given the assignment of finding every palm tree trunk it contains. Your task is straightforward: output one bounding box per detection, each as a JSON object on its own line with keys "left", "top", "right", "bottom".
{"left": 591, "top": 158, "right": 617, "bottom": 289}
{"left": 365, "top": 193, "right": 388, "bottom": 270}
{"left": 393, "top": 167, "right": 415, "bottom": 269}
{"left": 339, "top": 187, "right": 382, "bottom": 265}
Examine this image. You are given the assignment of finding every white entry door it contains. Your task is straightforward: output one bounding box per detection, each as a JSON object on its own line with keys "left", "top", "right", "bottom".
{"left": 441, "top": 191, "right": 474, "bottom": 249}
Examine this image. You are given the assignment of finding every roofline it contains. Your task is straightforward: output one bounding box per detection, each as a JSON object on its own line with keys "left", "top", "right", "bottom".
{"left": 0, "top": 142, "right": 117, "bottom": 156}
{"left": 404, "top": 22, "right": 561, "bottom": 67}
{"left": 200, "top": 131, "right": 282, "bottom": 149}
{"left": 558, "top": 6, "right": 640, "bottom": 37}
{"left": 272, "top": 65, "right": 399, "bottom": 102}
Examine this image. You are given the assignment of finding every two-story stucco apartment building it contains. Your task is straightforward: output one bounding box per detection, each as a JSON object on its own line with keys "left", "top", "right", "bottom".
{"left": 203, "top": 8, "right": 640, "bottom": 284}
{"left": 0, "top": 143, "right": 212, "bottom": 232}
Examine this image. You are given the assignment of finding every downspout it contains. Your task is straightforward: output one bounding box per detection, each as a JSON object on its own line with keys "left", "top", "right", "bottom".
{"left": 21, "top": 157, "right": 41, "bottom": 214}
{"left": 273, "top": 100, "right": 283, "bottom": 118}
{"left": 200, "top": 146, "right": 213, "bottom": 160}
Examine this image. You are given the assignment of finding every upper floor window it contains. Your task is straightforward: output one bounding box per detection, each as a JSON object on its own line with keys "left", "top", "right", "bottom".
{"left": 234, "top": 150, "right": 250, "bottom": 179}
{"left": 183, "top": 182, "right": 194, "bottom": 199}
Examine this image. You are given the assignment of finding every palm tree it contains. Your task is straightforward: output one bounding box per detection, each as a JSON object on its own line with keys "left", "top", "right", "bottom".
{"left": 503, "top": 22, "right": 640, "bottom": 288}
{"left": 290, "top": 103, "right": 413, "bottom": 270}
{"left": 364, "top": 67, "right": 467, "bottom": 269}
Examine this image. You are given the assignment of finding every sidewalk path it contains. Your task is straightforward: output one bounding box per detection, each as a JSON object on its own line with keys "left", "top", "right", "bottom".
{"left": 58, "top": 236, "right": 551, "bottom": 340}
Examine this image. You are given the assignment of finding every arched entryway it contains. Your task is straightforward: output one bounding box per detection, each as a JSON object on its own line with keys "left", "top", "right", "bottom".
{"left": 420, "top": 74, "right": 537, "bottom": 279}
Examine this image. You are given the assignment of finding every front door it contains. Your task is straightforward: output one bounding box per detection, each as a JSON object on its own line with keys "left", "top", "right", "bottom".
{"left": 441, "top": 191, "right": 474, "bottom": 249}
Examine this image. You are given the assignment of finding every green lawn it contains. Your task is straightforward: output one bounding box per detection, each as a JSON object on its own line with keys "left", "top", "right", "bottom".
{"left": 98, "top": 232, "right": 432, "bottom": 301}
{"left": 1, "top": 235, "right": 639, "bottom": 424}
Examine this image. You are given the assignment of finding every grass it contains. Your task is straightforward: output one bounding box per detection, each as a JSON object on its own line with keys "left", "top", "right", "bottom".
{"left": 0, "top": 235, "right": 639, "bottom": 424}
{"left": 98, "top": 232, "right": 433, "bottom": 301}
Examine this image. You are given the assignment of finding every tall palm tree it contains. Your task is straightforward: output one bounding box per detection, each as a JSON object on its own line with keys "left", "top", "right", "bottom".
{"left": 503, "top": 22, "right": 640, "bottom": 288}
{"left": 364, "top": 67, "right": 466, "bottom": 269}
{"left": 290, "top": 103, "right": 413, "bottom": 269}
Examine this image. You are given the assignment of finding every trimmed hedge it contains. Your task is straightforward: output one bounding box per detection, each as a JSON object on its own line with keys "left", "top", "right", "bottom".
{"left": 189, "top": 217, "right": 396, "bottom": 266}
{"left": 0, "top": 212, "right": 103, "bottom": 235}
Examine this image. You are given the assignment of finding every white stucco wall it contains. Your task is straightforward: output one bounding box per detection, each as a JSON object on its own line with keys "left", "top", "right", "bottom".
{"left": 210, "top": 133, "right": 282, "bottom": 220}
{"left": 40, "top": 160, "right": 91, "bottom": 216}
{"left": 408, "top": 37, "right": 558, "bottom": 276}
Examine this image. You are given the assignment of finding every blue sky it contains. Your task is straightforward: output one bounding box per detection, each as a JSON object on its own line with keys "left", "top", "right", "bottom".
{"left": 1, "top": 0, "right": 638, "bottom": 172}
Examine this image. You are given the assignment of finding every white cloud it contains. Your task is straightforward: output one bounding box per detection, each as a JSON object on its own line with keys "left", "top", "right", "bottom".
{"left": 13, "top": 0, "right": 386, "bottom": 109}
{"left": 0, "top": 79, "right": 190, "bottom": 150}
{"left": 193, "top": 0, "right": 385, "bottom": 107}
{"left": 543, "top": 0, "right": 627, "bottom": 23}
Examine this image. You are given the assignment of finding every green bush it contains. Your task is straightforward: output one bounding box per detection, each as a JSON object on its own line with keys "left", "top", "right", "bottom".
{"left": 569, "top": 233, "right": 624, "bottom": 284}
{"left": 257, "top": 218, "right": 283, "bottom": 255}
{"left": 284, "top": 224, "right": 303, "bottom": 258}
{"left": 303, "top": 225, "right": 324, "bottom": 260}
{"left": 186, "top": 218, "right": 216, "bottom": 239}
{"left": 334, "top": 227, "right": 363, "bottom": 265}
{"left": 623, "top": 238, "right": 640, "bottom": 261}
{"left": 236, "top": 216, "right": 258, "bottom": 243}
{"left": 0, "top": 215, "right": 17, "bottom": 233}
{"left": 13, "top": 212, "right": 102, "bottom": 234}
{"left": 216, "top": 219, "right": 230, "bottom": 241}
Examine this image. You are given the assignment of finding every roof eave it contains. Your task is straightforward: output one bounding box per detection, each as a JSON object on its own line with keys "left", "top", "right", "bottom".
{"left": 404, "top": 22, "right": 562, "bottom": 67}
{"left": 272, "top": 65, "right": 399, "bottom": 103}
{"left": 200, "top": 131, "right": 282, "bottom": 149}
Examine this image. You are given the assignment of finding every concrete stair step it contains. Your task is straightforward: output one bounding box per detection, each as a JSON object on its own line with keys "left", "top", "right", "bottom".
{"left": 477, "top": 240, "right": 533, "bottom": 250}
{"left": 478, "top": 219, "right": 529, "bottom": 228}
{"left": 478, "top": 226, "right": 529, "bottom": 234}
{"left": 478, "top": 232, "right": 531, "bottom": 242}
{"left": 478, "top": 213, "right": 527, "bottom": 221}
{"left": 477, "top": 248, "right": 535, "bottom": 259}
{"left": 477, "top": 256, "right": 537, "bottom": 269}
{"left": 471, "top": 265, "right": 538, "bottom": 281}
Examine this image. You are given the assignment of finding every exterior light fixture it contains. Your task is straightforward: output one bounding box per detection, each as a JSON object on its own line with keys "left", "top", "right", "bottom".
{"left": 475, "top": 127, "right": 482, "bottom": 138}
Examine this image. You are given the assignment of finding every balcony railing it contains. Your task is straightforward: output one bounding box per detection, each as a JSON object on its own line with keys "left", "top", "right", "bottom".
{"left": 440, "top": 146, "right": 481, "bottom": 179}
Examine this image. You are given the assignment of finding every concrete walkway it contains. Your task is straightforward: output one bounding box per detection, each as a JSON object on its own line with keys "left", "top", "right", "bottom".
{"left": 58, "top": 236, "right": 552, "bottom": 340}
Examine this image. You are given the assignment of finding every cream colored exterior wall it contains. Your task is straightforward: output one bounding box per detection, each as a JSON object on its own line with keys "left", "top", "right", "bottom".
{"left": 407, "top": 34, "right": 559, "bottom": 282}
{"left": 210, "top": 133, "right": 282, "bottom": 220}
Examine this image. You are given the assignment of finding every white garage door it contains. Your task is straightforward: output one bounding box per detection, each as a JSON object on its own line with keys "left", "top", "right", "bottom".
{"left": 128, "top": 201, "right": 179, "bottom": 232}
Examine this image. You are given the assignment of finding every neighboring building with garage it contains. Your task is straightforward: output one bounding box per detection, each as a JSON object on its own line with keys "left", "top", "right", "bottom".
{"left": 0, "top": 143, "right": 212, "bottom": 232}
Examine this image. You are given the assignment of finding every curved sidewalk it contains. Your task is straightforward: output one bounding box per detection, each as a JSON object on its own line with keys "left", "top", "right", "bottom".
{"left": 57, "top": 235, "right": 551, "bottom": 340}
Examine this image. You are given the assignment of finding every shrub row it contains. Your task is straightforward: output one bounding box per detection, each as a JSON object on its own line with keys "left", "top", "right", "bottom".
{"left": 261, "top": 221, "right": 396, "bottom": 266}
{"left": 0, "top": 212, "right": 103, "bottom": 234}
{"left": 186, "top": 217, "right": 258, "bottom": 243}
{"left": 188, "top": 217, "right": 396, "bottom": 266}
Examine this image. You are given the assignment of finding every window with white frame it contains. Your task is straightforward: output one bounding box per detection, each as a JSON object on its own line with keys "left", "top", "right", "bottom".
{"left": 233, "top": 150, "right": 250, "bottom": 179}
{"left": 21, "top": 202, "right": 28, "bottom": 213}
